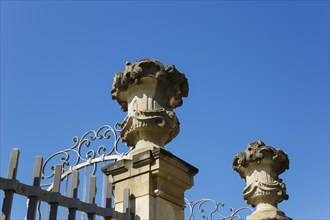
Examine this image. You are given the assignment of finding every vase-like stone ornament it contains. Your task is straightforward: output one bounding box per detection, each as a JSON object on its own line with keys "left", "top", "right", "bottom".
{"left": 233, "top": 140, "right": 291, "bottom": 220}
{"left": 112, "top": 58, "right": 188, "bottom": 155}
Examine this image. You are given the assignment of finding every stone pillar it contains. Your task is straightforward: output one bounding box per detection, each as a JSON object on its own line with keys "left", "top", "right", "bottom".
{"left": 232, "top": 140, "right": 291, "bottom": 220}
{"left": 103, "top": 59, "right": 198, "bottom": 219}
{"left": 102, "top": 148, "right": 198, "bottom": 220}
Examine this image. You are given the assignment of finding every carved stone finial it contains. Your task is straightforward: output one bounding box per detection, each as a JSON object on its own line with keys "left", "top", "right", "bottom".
{"left": 233, "top": 140, "right": 291, "bottom": 220}
{"left": 112, "top": 58, "right": 188, "bottom": 155}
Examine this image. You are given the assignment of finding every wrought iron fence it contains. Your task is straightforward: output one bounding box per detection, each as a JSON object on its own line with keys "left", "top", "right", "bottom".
{"left": 0, "top": 124, "right": 132, "bottom": 220}
{"left": 1, "top": 124, "right": 253, "bottom": 220}
{"left": 1, "top": 149, "right": 111, "bottom": 220}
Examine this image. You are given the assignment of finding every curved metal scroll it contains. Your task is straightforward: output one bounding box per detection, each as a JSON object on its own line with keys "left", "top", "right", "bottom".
{"left": 185, "top": 198, "right": 254, "bottom": 220}
{"left": 41, "top": 123, "right": 131, "bottom": 189}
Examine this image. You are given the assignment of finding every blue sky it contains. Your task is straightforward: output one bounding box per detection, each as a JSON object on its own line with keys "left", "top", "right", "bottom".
{"left": 1, "top": 1, "right": 329, "bottom": 219}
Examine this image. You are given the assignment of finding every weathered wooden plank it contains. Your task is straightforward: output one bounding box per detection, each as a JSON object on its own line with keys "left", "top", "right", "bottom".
{"left": 26, "top": 156, "right": 43, "bottom": 220}
{"left": 68, "top": 170, "right": 79, "bottom": 220}
{"left": 49, "top": 164, "right": 62, "bottom": 220}
{"left": 1, "top": 148, "right": 20, "bottom": 220}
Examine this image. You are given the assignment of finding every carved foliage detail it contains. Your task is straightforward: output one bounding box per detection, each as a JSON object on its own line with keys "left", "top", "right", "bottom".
{"left": 112, "top": 59, "right": 188, "bottom": 111}
{"left": 232, "top": 140, "right": 289, "bottom": 176}
{"left": 243, "top": 179, "right": 289, "bottom": 207}
{"left": 232, "top": 140, "right": 290, "bottom": 209}
{"left": 121, "top": 109, "right": 179, "bottom": 147}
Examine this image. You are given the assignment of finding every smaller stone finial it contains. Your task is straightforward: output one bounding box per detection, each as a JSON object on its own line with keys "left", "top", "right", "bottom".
{"left": 233, "top": 140, "right": 291, "bottom": 220}
{"left": 111, "top": 59, "right": 188, "bottom": 155}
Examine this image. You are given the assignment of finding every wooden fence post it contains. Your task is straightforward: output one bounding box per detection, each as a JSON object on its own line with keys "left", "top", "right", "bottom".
{"left": 1, "top": 148, "right": 20, "bottom": 220}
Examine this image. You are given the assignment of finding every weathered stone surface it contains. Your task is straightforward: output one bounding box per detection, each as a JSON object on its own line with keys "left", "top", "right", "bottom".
{"left": 233, "top": 140, "right": 291, "bottom": 220}
{"left": 112, "top": 59, "right": 188, "bottom": 111}
{"left": 102, "top": 148, "right": 198, "bottom": 220}
{"left": 112, "top": 59, "right": 188, "bottom": 155}
{"left": 105, "top": 60, "right": 197, "bottom": 219}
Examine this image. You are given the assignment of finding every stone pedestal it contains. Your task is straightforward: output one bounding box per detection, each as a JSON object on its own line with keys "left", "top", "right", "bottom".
{"left": 102, "top": 148, "right": 198, "bottom": 220}
{"left": 233, "top": 140, "right": 291, "bottom": 220}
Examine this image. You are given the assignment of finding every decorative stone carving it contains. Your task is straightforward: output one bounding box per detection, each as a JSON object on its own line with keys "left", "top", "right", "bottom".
{"left": 233, "top": 140, "right": 291, "bottom": 220}
{"left": 111, "top": 59, "right": 188, "bottom": 155}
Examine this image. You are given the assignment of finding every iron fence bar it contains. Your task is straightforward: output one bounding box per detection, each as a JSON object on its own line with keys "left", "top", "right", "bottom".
{"left": 105, "top": 178, "right": 113, "bottom": 209}
{"left": 60, "top": 174, "right": 69, "bottom": 219}
{"left": 26, "top": 156, "right": 43, "bottom": 220}
{"left": 87, "top": 176, "right": 96, "bottom": 220}
{"left": 68, "top": 170, "right": 79, "bottom": 220}
{"left": 123, "top": 188, "right": 130, "bottom": 220}
{"left": 104, "top": 177, "right": 113, "bottom": 220}
{"left": 49, "top": 165, "right": 62, "bottom": 220}
{"left": 0, "top": 148, "right": 20, "bottom": 220}
{"left": 81, "top": 166, "right": 88, "bottom": 220}
{"left": 101, "top": 161, "right": 107, "bottom": 209}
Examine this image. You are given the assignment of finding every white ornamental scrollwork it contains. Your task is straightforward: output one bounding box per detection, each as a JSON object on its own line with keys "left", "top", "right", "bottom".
{"left": 41, "top": 123, "right": 132, "bottom": 188}
{"left": 185, "top": 198, "right": 254, "bottom": 220}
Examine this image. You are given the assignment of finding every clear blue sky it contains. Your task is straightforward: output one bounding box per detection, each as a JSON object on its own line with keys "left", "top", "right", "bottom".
{"left": 1, "top": 1, "right": 329, "bottom": 219}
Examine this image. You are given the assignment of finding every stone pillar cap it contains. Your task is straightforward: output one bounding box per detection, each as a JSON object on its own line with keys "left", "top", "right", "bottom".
{"left": 111, "top": 58, "right": 188, "bottom": 111}
{"left": 232, "top": 140, "right": 289, "bottom": 178}
{"left": 102, "top": 148, "right": 199, "bottom": 177}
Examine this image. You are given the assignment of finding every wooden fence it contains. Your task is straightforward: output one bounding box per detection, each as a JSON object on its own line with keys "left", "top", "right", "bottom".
{"left": 0, "top": 149, "right": 130, "bottom": 220}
